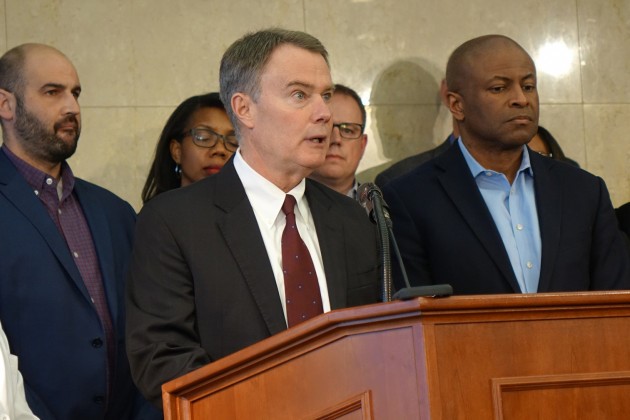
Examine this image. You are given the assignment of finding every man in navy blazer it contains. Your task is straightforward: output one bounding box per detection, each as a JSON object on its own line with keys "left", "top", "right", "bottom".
{"left": 126, "top": 29, "right": 380, "bottom": 408}
{"left": 0, "top": 44, "right": 157, "bottom": 419}
{"left": 383, "top": 35, "right": 630, "bottom": 294}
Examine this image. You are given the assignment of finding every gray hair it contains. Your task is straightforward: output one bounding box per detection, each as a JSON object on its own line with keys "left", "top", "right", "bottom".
{"left": 219, "top": 28, "right": 329, "bottom": 136}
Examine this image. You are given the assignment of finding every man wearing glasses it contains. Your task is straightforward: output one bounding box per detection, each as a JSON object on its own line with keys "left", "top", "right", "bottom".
{"left": 310, "top": 84, "right": 368, "bottom": 199}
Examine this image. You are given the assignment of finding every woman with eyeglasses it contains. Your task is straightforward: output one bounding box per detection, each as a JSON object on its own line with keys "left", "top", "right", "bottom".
{"left": 142, "top": 92, "right": 237, "bottom": 203}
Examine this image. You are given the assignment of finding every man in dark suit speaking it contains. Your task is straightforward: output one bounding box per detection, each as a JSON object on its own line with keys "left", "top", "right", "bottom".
{"left": 126, "top": 28, "right": 380, "bottom": 407}
{"left": 382, "top": 35, "right": 630, "bottom": 294}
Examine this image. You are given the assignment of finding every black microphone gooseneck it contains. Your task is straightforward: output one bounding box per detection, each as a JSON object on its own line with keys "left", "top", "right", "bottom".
{"left": 358, "top": 183, "right": 410, "bottom": 302}
{"left": 359, "top": 183, "right": 453, "bottom": 301}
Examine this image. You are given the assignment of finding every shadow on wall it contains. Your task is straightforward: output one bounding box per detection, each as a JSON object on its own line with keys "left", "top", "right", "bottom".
{"left": 357, "top": 58, "right": 442, "bottom": 183}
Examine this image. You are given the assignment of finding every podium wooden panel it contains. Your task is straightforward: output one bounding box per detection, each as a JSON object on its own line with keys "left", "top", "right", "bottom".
{"left": 162, "top": 291, "right": 630, "bottom": 419}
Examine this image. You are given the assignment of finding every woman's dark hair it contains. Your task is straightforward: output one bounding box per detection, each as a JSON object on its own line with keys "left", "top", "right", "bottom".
{"left": 141, "top": 92, "right": 225, "bottom": 203}
{"left": 537, "top": 125, "right": 580, "bottom": 167}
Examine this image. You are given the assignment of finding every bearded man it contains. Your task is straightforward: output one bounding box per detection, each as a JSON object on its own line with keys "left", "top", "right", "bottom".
{"left": 0, "top": 44, "right": 158, "bottom": 420}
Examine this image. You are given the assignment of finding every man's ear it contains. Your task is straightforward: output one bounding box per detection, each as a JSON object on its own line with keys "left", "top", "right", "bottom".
{"left": 169, "top": 139, "right": 182, "bottom": 164}
{"left": 359, "top": 134, "right": 368, "bottom": 159}
{"left": 447, "top": 91, "right": 465, "bottom": 122}
{"left": 231, "top": 93, "right": 255, "bottom": 129}
{"left": 0, "top": 89, "right": 17, "bottom": 122}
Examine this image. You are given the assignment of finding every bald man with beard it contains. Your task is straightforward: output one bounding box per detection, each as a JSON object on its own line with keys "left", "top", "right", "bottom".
{"left": 0, "top": 44, "right": 158, "bottom": 420}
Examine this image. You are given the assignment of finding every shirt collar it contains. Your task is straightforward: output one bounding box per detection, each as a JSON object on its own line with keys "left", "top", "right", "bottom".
{"left": 233, "top": 150, "right": 308, "bottom": 228}
{"left": 346, "top": 179, "right": 359, "bottom": 199}
{"left": 457, "top": 137, "right": 534, "bottom": 179}
{"left": 1, "top": 145, "right": 76, "bottom": 198}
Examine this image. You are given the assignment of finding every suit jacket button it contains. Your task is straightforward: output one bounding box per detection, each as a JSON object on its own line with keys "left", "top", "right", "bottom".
{"left": 93, "top": 395, "right": 105, "bottom": 404}
{"left": 91, "top": 338, "right": 103, "bottom": 348}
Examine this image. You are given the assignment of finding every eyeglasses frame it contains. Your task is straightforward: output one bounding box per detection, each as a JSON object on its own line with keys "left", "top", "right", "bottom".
{"left": 183, "top": 127, "right": 238, "bottom": 151}
{"left": 332, "top": 122, "right": 365, "bottom": 140}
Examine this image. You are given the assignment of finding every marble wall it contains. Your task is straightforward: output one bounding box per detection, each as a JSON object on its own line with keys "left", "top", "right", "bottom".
{"left": 1, "top": 0, "right": 628, "bottom": 210}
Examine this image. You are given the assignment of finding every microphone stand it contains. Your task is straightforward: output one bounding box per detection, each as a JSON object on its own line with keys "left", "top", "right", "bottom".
{"left": 359, "top": 183, "right": 452, "bottom": 301}
{"left": 370, "top": 192, "right": 393, "bottom": 302}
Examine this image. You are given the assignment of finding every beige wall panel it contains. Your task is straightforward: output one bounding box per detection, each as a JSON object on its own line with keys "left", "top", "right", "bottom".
{"left": 1, "top": 0, "right": 627, "bottom": 206}
{"left": 5, "top": 0, "right": 304, "bottom": 107}
{"left": 578, "top": 0, "right": 630, "bottom": 103}
{"left": 583, "top": 104, "right": 630, "bottom": 207}
{"left": 538, "top": 104, "right": 586, "bottom": 167}
{"left": 0, "top": 4, "right": 6, "bottom": 52}
{"left": 307, "top": 0, "right": 582, "bottom": 105}
{"left": 68, "top": 106, "right": 174, "bottom": 211}
{"left": 356, "top": 103, "right": 446, "bottom": 182}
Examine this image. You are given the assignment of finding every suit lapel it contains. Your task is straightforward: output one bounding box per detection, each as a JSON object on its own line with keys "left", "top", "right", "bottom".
{"left": 215, "top": 161, "right": 287, "bottom": 335}
{"left": 435, "top": 146, "right": 521, "bottom": 292}
{"left": 531, "top": 155, "right": 562, "bottom": 292}
{"left": 0, "top": 153, "right": 91, "bottom": 301}
{"left": 73, "top": 180, "right": 121, "bottom": 326}
{"left": 305, "top": 181, "right": 347, "bottom": 310}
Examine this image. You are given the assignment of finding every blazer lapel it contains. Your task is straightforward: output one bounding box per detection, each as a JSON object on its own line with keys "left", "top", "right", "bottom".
{"left": 73, "top": 180, "right": 121, "bottom": 326}
{"left": 435, "top": 146, "right": 521, "bottom": 292}
{"left": 531, "top": 155, "right": 562, "bottom": 292}
{"left": 0, "top": 154, "right": 91, "bottom": 301}
{"left": 215, "top": 161, "right": 287, "bottom": 335}
{"left": 305, "top": 181, "right": 348, "bottom": 310}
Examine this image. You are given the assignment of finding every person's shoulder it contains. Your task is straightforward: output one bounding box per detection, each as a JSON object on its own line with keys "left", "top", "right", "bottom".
{"left": 307, "top": 179, "right": 367, "bottom": 216}
{"left": 146, "top": 174, "right": 209, "bottom": 202}
{"left": 382, "top": 152, "right": 442, "bottom": 194}
{"left": 376, "top": 145, "right": 446, "bottom": 185}
{"left": 139, "top": 174, "right": 222, "bottom": 222}
{"left": 616, "top": 202, "right": 630, "bottom": 225}
{"left": 307, "top": 178, "right": 352, "bottom": 204}
{"left": 74, "top": 178, "right": 135, "bottom": 214}
{"left": 539, "top": 156, "right": 601, "bottom": 184}
{"left": 536, "top": 157, "right": 614, "bottom": 205}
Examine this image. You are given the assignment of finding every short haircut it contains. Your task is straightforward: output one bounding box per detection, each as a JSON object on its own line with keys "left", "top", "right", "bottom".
{"left": 446, "top": 34, "right": 531, "bottom": 93}
{"left": 334, "top": 84, "right": 366, "bottom": 131}
{"left": 219, "top": 28, "right": 329, "bottom": 134}
{"left": 0, "top": 45, "right": 28, "bottom": 99}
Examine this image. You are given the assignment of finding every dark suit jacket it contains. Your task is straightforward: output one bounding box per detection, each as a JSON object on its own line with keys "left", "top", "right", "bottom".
{"left": 382, "top": 143, "right": 630, "bottom": 294}
{"left": 126, "top": 159, "right": 379, "bottom": 406}
{"left": 616, "top": 202, "right": 630, "bottom": 254}
{"left": 0, "top": 151, "right": 157, "bottom": 420}
{"left": 374, "top": 135, "right": 454, "bottom": 188}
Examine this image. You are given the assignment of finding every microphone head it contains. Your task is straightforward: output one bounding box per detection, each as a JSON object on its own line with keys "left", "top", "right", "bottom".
{"left": 358, "top": 183, "right": 382, "bottom": 223}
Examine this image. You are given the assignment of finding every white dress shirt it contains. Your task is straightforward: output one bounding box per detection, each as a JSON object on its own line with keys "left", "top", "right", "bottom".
{"left": 233, "top": 151, "right": 331, "bottom": 322}
{"left": 0, "top": 321, "right": 39, "bottom": 419}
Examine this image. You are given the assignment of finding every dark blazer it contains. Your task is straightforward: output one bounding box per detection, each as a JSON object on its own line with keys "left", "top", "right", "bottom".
{"left": 382, "top": 143, "right": 630, "bottom": 294}
{"left": 374, "top": 135, "right": 454, "bottom": 188}
{"left": 0, "top": 151, "right": 157, "bottom": 420}
{"left": 126, "top": 159, "right": 379, "bottom": 407}
{"left": 616, "top": 202, "right": 630, "bottom": 254}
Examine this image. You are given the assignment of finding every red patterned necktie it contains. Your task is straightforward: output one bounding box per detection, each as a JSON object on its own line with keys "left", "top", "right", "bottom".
{"left": 281, "top": 194, "right": 323, "bottom": 327}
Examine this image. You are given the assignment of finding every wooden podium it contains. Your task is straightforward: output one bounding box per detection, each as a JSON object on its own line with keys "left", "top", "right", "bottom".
{"left": 162, "top": 291, "right": 630, "bottom": 419}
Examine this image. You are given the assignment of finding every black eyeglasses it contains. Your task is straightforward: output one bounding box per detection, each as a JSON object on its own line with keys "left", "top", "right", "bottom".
{"left": 332, "top": 123, "right": 364, "bottom": 140}
{"left": 184, "top": 127, "right": 238, "bottom": 152}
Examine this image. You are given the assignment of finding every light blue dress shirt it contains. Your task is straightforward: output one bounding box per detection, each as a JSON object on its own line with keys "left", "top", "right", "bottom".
{"left": 458, "top": 139, "right": 542, "bottom": 293}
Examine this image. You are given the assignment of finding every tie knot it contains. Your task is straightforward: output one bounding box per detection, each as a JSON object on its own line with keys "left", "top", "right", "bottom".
{"left": 282, "top": 194, "right": 297, "bottom": 216}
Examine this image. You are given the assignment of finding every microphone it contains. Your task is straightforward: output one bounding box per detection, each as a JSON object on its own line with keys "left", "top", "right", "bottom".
{"left": 358, "top": 183, "right": 392, "bottom": 228}
{"left": 358, "top": 183, "right": 395, "bottom": 301}
{"left": 358, "top": 183, "right": 452, "bottom": 302}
